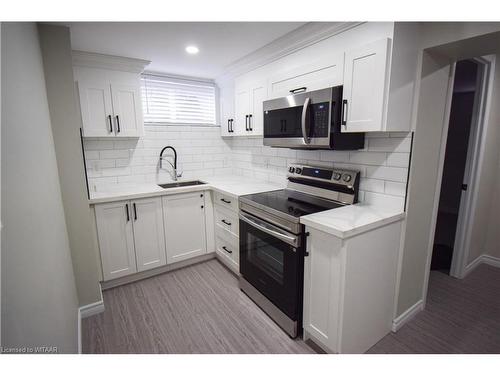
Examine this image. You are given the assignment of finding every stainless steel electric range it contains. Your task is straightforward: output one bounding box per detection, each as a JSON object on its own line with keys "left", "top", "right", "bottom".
{"left": 238, "top": 164, "right": 360, "bottom": 338}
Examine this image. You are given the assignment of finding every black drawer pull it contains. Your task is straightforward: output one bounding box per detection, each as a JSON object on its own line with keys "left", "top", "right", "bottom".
{"left": 289, "top": 87, "right": 307, "bottom": 94}
{"left": 222, "top": 246, "right": 232, "bottom": 254}
{"left": 107, "top": 115, "right": 113, "bottom": 133}
{"left": 133, "top": 203, "right": 137, "bottom": 221}
{"left": 221, "top": 219, "right": 231, "bottom": 226}
{"left": 220, "top": 198, "right": 231, "bottom": 204}
{"left": 125, "top": 204, "right": 129, "bottom": 221}
{"left": 115, "top": 115, "right": 120, "bottom": 133}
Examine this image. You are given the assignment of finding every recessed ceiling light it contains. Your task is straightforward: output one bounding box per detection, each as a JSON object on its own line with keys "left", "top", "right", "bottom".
{"left": 185, "top": 45, "right": 199, "bottom": 55}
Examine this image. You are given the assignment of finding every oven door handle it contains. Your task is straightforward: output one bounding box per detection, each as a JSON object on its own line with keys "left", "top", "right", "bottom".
{"left": 301, "top": 96, "right": 311, "bottom": 144}
{"left": 239, "top": 212, "right": 298, "bottom": 247}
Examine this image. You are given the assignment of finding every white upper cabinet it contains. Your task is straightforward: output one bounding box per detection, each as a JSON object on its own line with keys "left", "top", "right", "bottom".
{"left": 233, "top": 78, "right": 267, "bottom": 136}
{"left": 131, "top": 197, "right": 166, "bottom": 272}
{"left": 95, "top": 201, "right": 137, "bottom": 281}
{"left": 341, "top": 38, "right": 391, "bottom": 133}
{"left": 268, "top": 53, "right": 344, "bottom": 99}
{"left": 162, "top": 191, "right": 207, "bottom": 264}
{"left": 219, "top": 83, "right": 235, "bottom": 137}
{"left": 73, "top": 51, "right": 149, "bottom": 138}
{"left": 110, "top": 83, "right": 144, "bottom": 137}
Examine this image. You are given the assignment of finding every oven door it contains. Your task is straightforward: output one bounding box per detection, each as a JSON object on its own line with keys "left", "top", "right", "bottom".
{"left": 263, "top": 86, "right": 334, "bottom": 148}
{"left": 239, "top": 211, "right": 303, "bottom": 320}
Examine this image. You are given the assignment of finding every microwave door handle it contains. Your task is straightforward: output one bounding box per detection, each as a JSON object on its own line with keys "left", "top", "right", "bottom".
{"left": 301, "top": 97, "right": 311, "bottom": 144}
{"left": 239, "top": 213, "right": 298, "bottom": 247}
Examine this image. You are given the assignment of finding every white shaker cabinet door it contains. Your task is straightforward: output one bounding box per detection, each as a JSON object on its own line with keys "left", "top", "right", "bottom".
{"left": 303, "top": 229, "right": 344, "bottom": 353}
{"left": 77, "top": 77, "right": 114, "bottom": 137}
{"left": 248, "top": 83, "right": 266, "bottom": 136}
{"left": 131, "top": 197, "right": 167, "bottom": 272}
{"left": 110, "top": 83, "right": 144, "bottom": 137}
{"left": 342, "top": 38, "right": 391, "bottom": 132}
{"left": 234, "top": 88, "right": 250, "bottom": 136}
{"left": 162, "top": 192, "right": 207, "bottom": 264}
{"left": 95, "top": 201, "right": 137, "bottom": 281}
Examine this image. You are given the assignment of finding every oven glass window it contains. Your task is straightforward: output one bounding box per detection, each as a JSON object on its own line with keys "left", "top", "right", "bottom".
{"left": 246, "top": 231, "right": 285, "bottom": 285}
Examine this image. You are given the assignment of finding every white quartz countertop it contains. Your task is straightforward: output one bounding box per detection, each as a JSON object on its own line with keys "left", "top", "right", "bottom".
{"left": 88, "top": 175, "right": 284, "bottom": 204}
{"left": 300, "top": 203, "right": 405, "bottom": 239}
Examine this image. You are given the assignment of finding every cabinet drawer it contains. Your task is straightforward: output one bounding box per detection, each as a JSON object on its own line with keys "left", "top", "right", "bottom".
{"left": 214, "top": 191, "right": 238, "bottom": 212}
{"left": 214, "top": 206, "right": 239, "bottom": 237}
{"left": 215, "top": 235, "right": 239, "bottom": 270}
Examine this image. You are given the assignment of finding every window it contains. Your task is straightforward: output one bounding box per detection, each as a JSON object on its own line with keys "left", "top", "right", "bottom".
{"left": 141, "top": 74, "right": 216, "bottom": 125}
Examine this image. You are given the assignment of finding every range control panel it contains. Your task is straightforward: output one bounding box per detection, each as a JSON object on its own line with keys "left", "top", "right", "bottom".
{"left": 287, "top": 164, "right": 359, "bottom": 188}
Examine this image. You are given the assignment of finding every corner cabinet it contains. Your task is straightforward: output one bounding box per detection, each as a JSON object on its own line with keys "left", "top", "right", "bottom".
{"left": 162, "top": 192, "right": 207, "bottom": 264}
{"left": 303, "top": 221, "right": 402, "bottom": 353}
{"left": 73, "top": 51, "right": 150, "bottom": 138}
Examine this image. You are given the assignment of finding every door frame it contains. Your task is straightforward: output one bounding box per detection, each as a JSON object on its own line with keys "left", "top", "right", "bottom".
{"left": 423, "top": 55, "right": 494, "bottom": 286}
{"left": 449, "top": 56, "right": 494, "bottom": 278}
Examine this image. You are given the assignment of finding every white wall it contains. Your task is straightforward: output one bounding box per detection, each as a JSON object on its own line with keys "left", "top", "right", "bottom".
{"left": 1, "top": 23, "right": 79, "bottom": 353}
{"left": 38, "top": 24, "right": 102, "bottom": 307}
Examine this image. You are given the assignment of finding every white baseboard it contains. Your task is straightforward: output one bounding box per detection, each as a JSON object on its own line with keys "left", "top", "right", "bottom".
{"left": 464, "top": 254, "right": 500, "bottom": 277}
{"left": 392, "top": 299, "right": 423, "bottom": 332}
{"left": 78, "top": 286, "right": 105, "bottom": 353}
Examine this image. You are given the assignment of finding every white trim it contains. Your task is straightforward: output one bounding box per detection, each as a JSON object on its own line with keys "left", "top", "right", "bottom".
{"left": 391, "top": 299, "right": 424, "bottom": 332}
{"left": 450, "top": 56, "right": 495, "bottom": 278}
{"left": 79, "top": 285, "right": 105, "bottom": 319}
{"left": 72, "top": 50, "right": 150, "bottom": 73}
{"left": 464, "top": 254, "right": 500, "bottom": 277}
{"left": 217, "top": 22, "right": 363, "bottom": 80}
{"left": 77, "top": 309, "right": 82, "bottom": 354}
{"left": 421, "top": 60, "right": 456, "bottom": 309}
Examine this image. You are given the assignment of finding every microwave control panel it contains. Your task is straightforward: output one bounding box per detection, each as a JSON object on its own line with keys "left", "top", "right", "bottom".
{"left": 311, "top": 102, "right": 329, "bottom": 137}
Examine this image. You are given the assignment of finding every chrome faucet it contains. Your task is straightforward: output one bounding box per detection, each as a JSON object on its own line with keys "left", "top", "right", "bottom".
{"left": 159, "top": 146, "right": 182, "bottom": 181}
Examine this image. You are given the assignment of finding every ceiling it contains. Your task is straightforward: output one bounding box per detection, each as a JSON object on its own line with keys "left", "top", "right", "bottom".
{"left": 63, "top": 22, "right": 306, "bottom": 79}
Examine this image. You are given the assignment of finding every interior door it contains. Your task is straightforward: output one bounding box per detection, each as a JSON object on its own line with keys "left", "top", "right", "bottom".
{"left": 234, "top": 88, "right": 250, "bottom": 135}
{"left": 111, "top": 83, "right": 144, "bottom": 137}
{"left": 163, "top": 192, "right": 207, "bottom": 264}
{"left": 249, "top": 83, "right": 267, "bottom": 135}
{"left": 342, "top": 38, "right": 390, "bottom": 132}
{"left": 77, "top": 78, "right": 114, "bottom": 137}
{"left": 95, "top": 201, "right": 137, "bottom": 281}
{"left": 131, "top": 197, "right": 167, "bottom": 272}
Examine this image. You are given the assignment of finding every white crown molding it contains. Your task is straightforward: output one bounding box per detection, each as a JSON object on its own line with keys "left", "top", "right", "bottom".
{"left": 72, "top": 50, "right": 150, "bottom": 73}
{"left": 216, "top": 21, "right": 364, "bottom": 82}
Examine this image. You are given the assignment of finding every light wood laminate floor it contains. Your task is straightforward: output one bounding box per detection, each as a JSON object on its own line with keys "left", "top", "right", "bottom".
{"left": 83, "top": 260, "right": 500, "bottom": 354}
{"left": 82, "top": 259, "right": 315, "bottom": 353}
{"left": 368, "top": 264, "right": 500, "bottom": 353}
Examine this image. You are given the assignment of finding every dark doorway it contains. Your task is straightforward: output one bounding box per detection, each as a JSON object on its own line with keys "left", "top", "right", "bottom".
{"left": 431, "top": 60, "right": 479, "bottom": 273}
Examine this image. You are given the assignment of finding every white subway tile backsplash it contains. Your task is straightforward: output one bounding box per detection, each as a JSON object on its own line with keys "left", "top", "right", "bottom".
{"left": 84, "top": 127, "right": 412, "bottom": 206}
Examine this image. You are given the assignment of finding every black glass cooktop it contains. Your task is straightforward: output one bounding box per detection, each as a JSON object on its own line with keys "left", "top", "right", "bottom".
{"left": 240, "top": 189, "right": 343, "bottom": 218}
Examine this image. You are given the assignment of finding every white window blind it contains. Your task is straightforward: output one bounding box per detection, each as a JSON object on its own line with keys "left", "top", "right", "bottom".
{"left": 141, "top": 74, "right": 216, "bottom": 125}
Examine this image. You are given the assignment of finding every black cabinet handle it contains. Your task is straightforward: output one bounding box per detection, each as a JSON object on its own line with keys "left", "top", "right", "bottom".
{"left": 227, "top": 119, "right": 231, "bottom": 133}
{"left": 248, "top": 114, "right": 253, "bottom": 131}
{"left": 115, "top": 115, "right": 120, "bottom": 133}
{"left": 200, "top": 194, "right": 204, "bottom": 197}
{"left": 108, "top": 115, "right": 113, "bottom": 133}
{"left": 342, "top": 99, "right": 348, "bottom": 126}
{"left": 221, "top": 219, "right": 231, "bottom": 226}
{"left": 125, "top": 204, "right": 129, "bottom": 221}
{"left": 201, "top": 205, "right": 204, "bottom": 209}
{"left": 220, "top": 198, "right": 231, "bottom": 204}
{"left": 230, "top": 119, "right": 234, "bottom": 133}
{"left": 222, "top": 246, "right": 232, "bottom": 254}
{"left": 289, "top": 87, "right": 307, "bottom": 94}
{"left": 245, "top": 115, "right": 249, "bottom": 131}
{"left": 133, "top": 203, "right": 137, "bottom": 221}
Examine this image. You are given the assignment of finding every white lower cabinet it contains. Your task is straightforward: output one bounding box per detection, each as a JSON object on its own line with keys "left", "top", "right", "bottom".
{"left": 162, "top": 192, "right": 207, "bottom": 264}
{"left": 95, "top": 200, "right": 138, "bottom": 280}
{"left": 303, "top": 221, "right": 402, "bottom": 353}
{"left": 131, "top": 197, "right": 166, "bottom": 272}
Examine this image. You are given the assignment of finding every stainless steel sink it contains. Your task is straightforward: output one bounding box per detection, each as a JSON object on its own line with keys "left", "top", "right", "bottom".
{"left": 157, "top": 180, "right": 206, "bottom": 189}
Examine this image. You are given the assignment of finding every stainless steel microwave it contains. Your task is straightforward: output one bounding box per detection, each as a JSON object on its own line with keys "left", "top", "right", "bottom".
{"left": 263, "top": 86, "right": 365, "bottom": 150}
